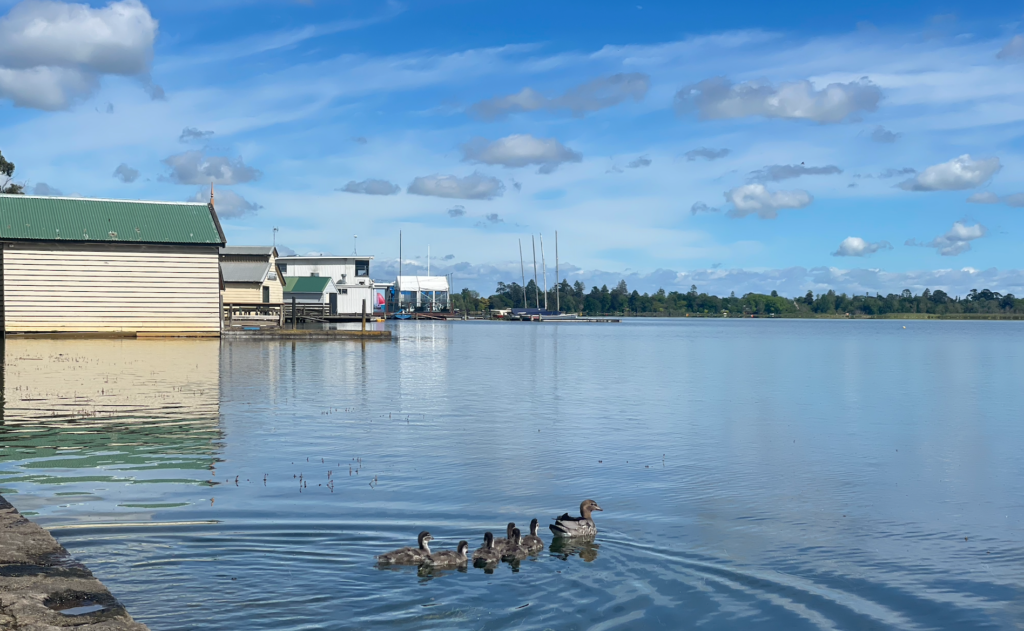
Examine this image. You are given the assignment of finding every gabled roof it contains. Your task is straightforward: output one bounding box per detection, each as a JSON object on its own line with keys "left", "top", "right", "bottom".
{"left": 284, "top": 276, "right": 334, "bottom": 293}
{"left": 220, "top": 246, "right": 276, "bottom": 257}
{"left": 221, "top": 260, "right": 271, "bottom": 284}
{"left": 0, "top": 195, "right": 225, "bottom": 245}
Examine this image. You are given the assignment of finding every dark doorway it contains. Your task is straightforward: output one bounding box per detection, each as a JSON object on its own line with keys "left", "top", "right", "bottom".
{"left": 329, "top": 292, "right": 338, "bottom": 315}
{"left": 262, "top": 286, "right": 270, "bottom": 303}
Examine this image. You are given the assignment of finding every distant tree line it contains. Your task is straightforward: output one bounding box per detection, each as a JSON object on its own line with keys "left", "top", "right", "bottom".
{"left": 451, "top": 280, "right": 1024, "bottom": 317}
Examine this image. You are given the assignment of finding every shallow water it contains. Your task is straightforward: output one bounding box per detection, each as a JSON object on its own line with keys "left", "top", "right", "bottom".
{"left": 1, "top": 319, "right": 1023, "bottom": 630}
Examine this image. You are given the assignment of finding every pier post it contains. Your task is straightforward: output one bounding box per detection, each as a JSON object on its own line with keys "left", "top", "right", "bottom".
{"left": 362, "top": 299, "right": 366, "bottom": 331}
{"left": 291, "top": 297, "right": 297, "bottom": 330}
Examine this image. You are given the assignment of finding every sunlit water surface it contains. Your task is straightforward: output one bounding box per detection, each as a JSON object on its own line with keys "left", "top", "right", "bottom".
{"left": 1, "top": 319, "right": 1022, "bottom": 630}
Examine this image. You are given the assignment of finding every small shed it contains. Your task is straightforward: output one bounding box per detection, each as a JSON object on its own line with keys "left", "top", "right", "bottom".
{"left": 0, "top": 194, "right": 225, "bottom": 334}
{"left": 220, "top": 246, "right": 285, "bottom": 304}
{"left": 284, "top": 276, "right": 339, "bottom": 313}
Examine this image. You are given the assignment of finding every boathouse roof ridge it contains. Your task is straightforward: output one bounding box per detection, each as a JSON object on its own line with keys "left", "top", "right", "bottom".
{"left": 0, "top": 194, "right": 226, "bottom": 246}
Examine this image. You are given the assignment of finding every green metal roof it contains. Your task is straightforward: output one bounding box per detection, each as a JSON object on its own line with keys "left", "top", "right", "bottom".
{"left": 0, "top": 195, "right": 226, "bottom": 245}
{"left": 284, "top": 276, "right": 332, "bottom": 293}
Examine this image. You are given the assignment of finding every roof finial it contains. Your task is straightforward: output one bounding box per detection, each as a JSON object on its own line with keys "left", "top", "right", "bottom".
{"left": 210, "top": 182, "right": 215, "bottom": 207}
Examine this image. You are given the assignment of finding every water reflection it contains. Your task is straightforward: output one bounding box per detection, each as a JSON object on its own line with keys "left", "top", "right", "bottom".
{"left": 549, "top": 537, "right": 600, "bottom": 562}
{"left": 0, "top": 339, "right": 221, "bottom": 520}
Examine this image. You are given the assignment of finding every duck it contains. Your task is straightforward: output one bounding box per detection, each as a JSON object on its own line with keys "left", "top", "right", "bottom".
{"left": 549, "top": 499, "right": 602, "bottom": 538}
{"left": 424, "top": 540, "right": 469, "bottom": 568}
{"left": 492, "top": 522, "right": 515, "bottom": 554}
{"left": 522, "top": 518, "right": 544, "bottom": 553}
{"left": 473, "top": 532, "right": 502, "bottom": 565}
{"left": 376, "top": 531, "right": 432, "bottom": 565}
{"left": 501, "top": 528, "right": 529, "bottom": 561}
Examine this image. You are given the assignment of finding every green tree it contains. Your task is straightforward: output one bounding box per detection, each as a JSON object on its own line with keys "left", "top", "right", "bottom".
{"left": 0, "top": 150, "right": 24, "bottom": 194}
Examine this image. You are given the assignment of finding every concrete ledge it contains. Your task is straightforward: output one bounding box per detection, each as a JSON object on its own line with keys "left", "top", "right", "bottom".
{"left": 0, "top": 495, "right": 148, "bottom": 630}
{"left": 221, "top": 328, "right": 392, "bottom": 340}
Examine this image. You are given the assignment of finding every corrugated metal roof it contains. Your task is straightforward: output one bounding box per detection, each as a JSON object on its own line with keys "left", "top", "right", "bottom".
{"left": 0, "top": 195, "right": 225, "bottom": 245}
{"left": 284, "top": 276, "right": 333, "bottom": 293}
{"left": 220, "top": 246, "right": 275, "bottom": 256}
{"left": 221, "top": 260, "right": 271, "bottom": 283}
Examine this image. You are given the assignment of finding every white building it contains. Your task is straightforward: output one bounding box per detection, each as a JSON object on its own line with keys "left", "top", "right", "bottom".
{"left": 277, "top": 255, "right": 377, "bottom": 316}
{"left": 396, "top": 275, "right": 450, "bottom": 311}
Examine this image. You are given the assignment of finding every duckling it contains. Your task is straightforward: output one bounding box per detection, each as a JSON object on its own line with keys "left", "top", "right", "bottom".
{"left": 492, "top": 522, "right": 515, "bottom": 554}
{"left": 501, "top": 528, "right": 529, "bottom": 561}
{"left": 549, "top": 499, "right": 602, "bottom": 538}
{"left": 376, "top": 531, "right": 432, "bottom": 565}
{"left": 473, "top": 532, "right": 502, "bottom": 566}
{"left": 425, "top": 540, "right": 469, "bottom": 568}
{"left": 522, "top": 518, "right": 544, "bottom": 553}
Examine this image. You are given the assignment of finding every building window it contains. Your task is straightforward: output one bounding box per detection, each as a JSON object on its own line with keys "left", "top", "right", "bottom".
{"left": 262, "top": 286, "right": 270, "bottom": 303}
{"left": 341, "top": 288, "right": 348, "bottom": 294}
{"left": 278, "top": 263, "right": 287, "bottom": 273}
{"left": 355, "top": 260, "right": 369, "bottom": 277}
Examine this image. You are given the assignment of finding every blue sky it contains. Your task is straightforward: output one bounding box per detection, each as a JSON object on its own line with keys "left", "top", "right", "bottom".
{"left": 1, "top": 0, "right": 1024, "bottom": 296}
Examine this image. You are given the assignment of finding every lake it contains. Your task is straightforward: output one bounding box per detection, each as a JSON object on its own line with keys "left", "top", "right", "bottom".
{"left": 1, "top": 319, "right": 1022, "bottom": 630}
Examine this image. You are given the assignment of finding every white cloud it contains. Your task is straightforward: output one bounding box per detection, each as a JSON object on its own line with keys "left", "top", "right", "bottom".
{"left": 870, "top": 125, "right": 900, "bottom": 143}
{"left": 966, "top": 191, "right": 1000, "bottom": 204}
{"left": 966, "top": 191, "right": 1024, "bottom": 207}
{"left": 338, "top": 178, "right": 400, "bottom": 195}
{"left": 1005, "top": 193, "right": 1024, "bottom": 207}
{"left": 997, "top": 35, "right": 1024, "bottom": 60}
{"left": 112, "top": 162, "right": 138, "bottom": 183}
{"left": 684, "top": 147, "right": 730, "bottom": 161}
{"left": 162, "top": 150, "right": 262, "bottom": 185}
{"left": 898, "top": 155, "right": 1001, "bottom": 191}
{"left": 747, "top": 164, "right": 842, "bottom": 182}
{"left": 690, "top": 201, "right": 719, "bottom": 214}
{"left": 675, "top": 77, "right": 882, "bottom": 123}
{"left": 0, "top": 0, "right": 158, "bottom": 110}
{"left": 724, "top": 184, "right": 813, "bottom": 219}
{"left": 907, "top": 221, "right": 986, "bottom": 256}
{"left": 832, "top": 236, "right": 893, "bottom": 257}
{"left": 469, "top": 73, "right": 649, "bottom": 120}
{"left": 190, "top": 188, "right": 261, "bottom": 220}
{"left": 627, "top": 156, "right": 651, "bottom": 169}
{"left": 462, "top": 134, "right": 582, "bottom": 174}
{"left": 407, "top": 172, "right": 504, "bottom": 200}
{"left": 31, "top": 182, "right": 62, "bottom": 196}
{"left": 179, "top": 127, "right": 214, "bottom": 142}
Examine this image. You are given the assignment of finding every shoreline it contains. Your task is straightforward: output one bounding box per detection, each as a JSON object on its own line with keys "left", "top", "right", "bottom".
{"left": 0, "top": 494, "right": 149, "bottom": 629}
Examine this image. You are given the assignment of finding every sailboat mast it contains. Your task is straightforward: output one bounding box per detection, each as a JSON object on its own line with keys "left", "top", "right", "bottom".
{"left": 519, "top": 239, "right": 527, "bottom": 308}
{"left": 540, "top": 234, "right": 548, "bottom": 310}
{"left": 555, "top": 230, "right": 559, "bottom": 313}
{"left": 531, "top": 235, "right": 539, "bottom": 308}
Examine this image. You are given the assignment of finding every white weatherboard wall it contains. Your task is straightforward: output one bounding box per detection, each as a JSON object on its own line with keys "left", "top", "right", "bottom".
{"left": 3, "top": 243, "right": 221, "bottom": 333}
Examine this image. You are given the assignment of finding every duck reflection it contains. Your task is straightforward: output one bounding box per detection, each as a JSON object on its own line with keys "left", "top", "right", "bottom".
{"left": 549, "top": 537, "right": 600, "bottom": 562}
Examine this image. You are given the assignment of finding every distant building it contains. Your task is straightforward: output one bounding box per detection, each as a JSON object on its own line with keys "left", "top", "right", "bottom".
{"left": 0, "top": 194, "right": 225, "bottom": 334}
{"left": 277, "top": 255, "right": 375, "bottom": 315}
{"left": 396, "top": 275, "right": 450, "bottom": 312}
{"left": 219, "top": 246, "right": 285, "bottom": 304}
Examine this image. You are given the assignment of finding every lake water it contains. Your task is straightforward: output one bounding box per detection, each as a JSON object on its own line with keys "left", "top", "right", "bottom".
{"left": 1, "top": 319, "right": 1022, "bottom": 630}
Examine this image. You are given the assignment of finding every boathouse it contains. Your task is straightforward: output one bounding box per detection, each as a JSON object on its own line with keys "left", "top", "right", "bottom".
{"left": 284, "top": 276, "right": 340, "bottom": 312}
{"left": 220, "top": 246, "right": 285, "bottom": 304}
{"left": 0, "top": 194, "right": 225, "bottom": 334}
{"left": 278, "top": 254, "right": 375, "bottom": 315}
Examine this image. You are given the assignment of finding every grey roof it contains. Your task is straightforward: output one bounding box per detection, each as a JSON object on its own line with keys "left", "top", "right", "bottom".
{"left": 221, "top": 260, "right": 271, "bottom": 283}
{"left": 220, "top": 246, "right": 276, "bottom": 257}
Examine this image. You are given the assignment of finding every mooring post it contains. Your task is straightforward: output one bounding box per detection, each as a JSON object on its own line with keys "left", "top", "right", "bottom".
{"left": 291, "top": 296, "right": 297, "bottom": 330}
{"left": 361, "top": 299, "right": 367, "bottom": 332}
